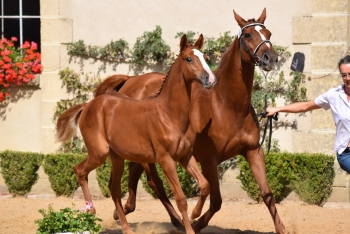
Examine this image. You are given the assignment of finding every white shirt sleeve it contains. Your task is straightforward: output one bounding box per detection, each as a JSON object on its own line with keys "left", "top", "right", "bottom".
{"left": 314, "top": 90, "right": 331, "bottom": 110}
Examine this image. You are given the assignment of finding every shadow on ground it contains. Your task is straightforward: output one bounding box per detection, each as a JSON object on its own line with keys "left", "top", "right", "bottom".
{"left": 100, "top": 221, "right": 274, "bottom": 234}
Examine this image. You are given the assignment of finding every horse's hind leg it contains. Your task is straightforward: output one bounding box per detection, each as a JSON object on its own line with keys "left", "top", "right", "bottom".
{"left": 113, "top": 162, "right": 144, "bottom": 220}
{"left": 74, "top": 150, "right": 108, "bottom": 214}
{"left": 178, "top": 153, "right": 210, "bottom": 222}
{"left": 109, "top": 151, "right": 134, "bottom": 234}
{"left": 245, "top": 149, "right": 287, "bottom": 234}
{"left": 142, "top": 162, "right": 184, "bottom": 229}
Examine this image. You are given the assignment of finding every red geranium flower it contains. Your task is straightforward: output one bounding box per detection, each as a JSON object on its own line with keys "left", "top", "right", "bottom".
{"left": 0, "top": 37, "right": 41, "bottom": 102}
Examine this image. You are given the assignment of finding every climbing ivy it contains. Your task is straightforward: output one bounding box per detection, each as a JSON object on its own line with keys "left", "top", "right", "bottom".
{"left": 67, "top": 39, "right": 130, "bottom": 62}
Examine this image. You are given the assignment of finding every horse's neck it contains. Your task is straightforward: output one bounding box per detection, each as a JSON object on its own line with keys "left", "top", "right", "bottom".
{"left": 215, "top": 38, "right": 255, "bottom": 103}
{"left": 158, "top": 59, "right": 191, "bottom": 120}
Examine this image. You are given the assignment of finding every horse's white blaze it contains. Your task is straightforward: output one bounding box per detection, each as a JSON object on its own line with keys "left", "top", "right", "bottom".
{"left": 255, "top": 26, "right": 270, "bottom": 48}
{"left": 192, "top": 49, "right": 216, "bottom": 84}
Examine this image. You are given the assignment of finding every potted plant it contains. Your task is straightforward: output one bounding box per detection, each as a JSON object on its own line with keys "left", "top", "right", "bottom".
{"left": 0, "top": 37, "right": 42, "bottom": 102}
{"left": 34, "top": 201, "right": 103, "bottom": 234}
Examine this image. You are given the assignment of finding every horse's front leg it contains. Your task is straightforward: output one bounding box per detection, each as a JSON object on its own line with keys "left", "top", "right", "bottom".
{"left": 158, "top": 155, "right": 195, "bottom": 234}
{"left": 113, "top": 162, "right": 144, "bottom": 220}
{"left": 245, "top": 149, "right": 287, "bottom": 234}
{"left": 178, "top": 152, "right": 210, "bottom": 222}
{"left": 141, "top": 163, "right": 184, "bottom": 229}
{"left": 191, "top": 155, "right": 222, "bottom": 233}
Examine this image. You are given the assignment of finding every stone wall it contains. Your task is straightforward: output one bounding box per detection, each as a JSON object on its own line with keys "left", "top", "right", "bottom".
{"left": 2, "top": 0, "right": 350, "bottom": 202}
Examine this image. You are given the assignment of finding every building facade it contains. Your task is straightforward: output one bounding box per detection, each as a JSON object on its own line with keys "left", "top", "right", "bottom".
{"left": 1, "top": 0, "right": 350, "bottom": 201}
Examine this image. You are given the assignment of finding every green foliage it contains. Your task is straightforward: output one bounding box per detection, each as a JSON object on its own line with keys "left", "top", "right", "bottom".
{"left": 0, "top": 150, "right": 43, "bottom": 197}
{"left": 35, "top": 203, "right": 102, "bottom": 234}
{"left": 95, "top": 158, "right": 129, "bottom": 198}
{"left": 54, "top": 68, "right": 102, "bottom": 121}
{"left": 237, "top": 152, "right": 335, "bottom": 206}
{"left": 140, "top": 163, "right": 199, "bottom": 198}
{"left": 42, "top": 153, "right": 85, "bottom": 197}
{"left": 175, "top": 30, "right": 197, "bottom": 44}
{"left": 291, "top": 153, "right": 335, "bottom": 206}
{"left": 202, "top": 31, "right": 235, "bottom": 70}
{"left": 67, "top": 40, "right": 88, "bottom": 56}
{"left": 131, "top": 25, "right": 172, "bottom": 72}
{"left": 99, "top": 39, "right": 130, "bottom": 61}
{"left": 67, "top": 39, "right": 130, "bottom": 62}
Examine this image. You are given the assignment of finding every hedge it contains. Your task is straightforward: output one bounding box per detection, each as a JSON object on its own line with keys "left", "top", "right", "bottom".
{"left": 140, "top": 162, "right": 199, "bottom": 198}
{"left": 0, "top": 150, "right": 43, "bottom": 197}
{"left": 237, "top": 152, "right": 335, "bottom": 206}
{"left": 95, "top": 158, "right": 129, "bottom": 198}
{"left": 42, "top": 153, "right": 86, "bottom": 197}
{"left": 0, "top": 150, "right": 336, "bottom": 206}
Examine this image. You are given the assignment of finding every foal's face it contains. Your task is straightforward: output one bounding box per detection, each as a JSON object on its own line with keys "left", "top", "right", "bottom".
{"left": 234, "top": 8, "right": 278, "bottom": 71}
{"left": 179, "top": 34, "right": 216, "bottom": 89}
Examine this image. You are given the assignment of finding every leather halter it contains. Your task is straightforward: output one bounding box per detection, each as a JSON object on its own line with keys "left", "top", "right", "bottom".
{"left": 238, "top": 22, "right": 278, "bottom": 155}
{"left": 238, "top": 22, "right": 271, "bottom": 66}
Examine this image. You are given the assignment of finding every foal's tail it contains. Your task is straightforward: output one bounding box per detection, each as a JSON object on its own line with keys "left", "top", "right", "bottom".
{"left": 55, "top": 103, "right": 86, "bottom": 143}
{"left": 94, "top": 74, "right": 130, "bottom": 97}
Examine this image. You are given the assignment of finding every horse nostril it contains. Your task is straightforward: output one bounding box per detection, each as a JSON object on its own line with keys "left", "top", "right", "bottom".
{"left": 275, "top": 57, "right": 278, "bottom": 63}
{"left": 263, "top": 53, "right": 269, "bottom": 62}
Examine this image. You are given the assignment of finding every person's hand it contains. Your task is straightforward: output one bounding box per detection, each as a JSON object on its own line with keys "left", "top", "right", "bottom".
{"left": 266, "top": 107, "right": 278, "bottom": 117}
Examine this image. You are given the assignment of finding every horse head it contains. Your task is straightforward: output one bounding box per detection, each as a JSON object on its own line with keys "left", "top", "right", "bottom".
{"left": 233, "top": 8, "right": 278, "bottom": 71}
{"left": 179, "top": 34, "right": 217, "bottom": 88}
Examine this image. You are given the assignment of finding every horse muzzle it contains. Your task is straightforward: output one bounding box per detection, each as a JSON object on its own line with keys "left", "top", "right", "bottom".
{"left": 202, "top": 72, "right": 217, "bottom": 89}
{"left": 260, "top": 52, "right": 278, "bottom": 71}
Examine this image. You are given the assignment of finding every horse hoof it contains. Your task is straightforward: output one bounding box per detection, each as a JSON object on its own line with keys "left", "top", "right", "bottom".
{"left": 113, "top": 210, "right": 119, "bottom": 220}
{"left": 188, "top": 215, "right": 196, "bottom": 224}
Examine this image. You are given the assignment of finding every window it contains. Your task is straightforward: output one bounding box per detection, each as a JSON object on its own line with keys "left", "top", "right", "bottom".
{"left": 0, "top": 0, "right": 40, "bottom": 51}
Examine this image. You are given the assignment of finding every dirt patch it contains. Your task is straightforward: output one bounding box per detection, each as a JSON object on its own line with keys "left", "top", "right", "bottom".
{"left": 1, "top": 195, "right": 350, "bottom": 234}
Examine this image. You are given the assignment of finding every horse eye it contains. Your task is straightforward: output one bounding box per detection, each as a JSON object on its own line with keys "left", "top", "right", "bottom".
{"left": 186, "top": 57, "right": 192, "bottom": 62}
{"left": 244, "top": 33, "right": 252, "bottom": 39}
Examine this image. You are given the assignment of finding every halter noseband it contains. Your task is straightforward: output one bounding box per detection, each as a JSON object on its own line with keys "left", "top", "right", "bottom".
{"left": 238, "top": 22, "right": 271, "bottom": 66}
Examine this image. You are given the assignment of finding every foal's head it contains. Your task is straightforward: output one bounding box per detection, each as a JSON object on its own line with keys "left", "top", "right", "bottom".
{"left": 179, "top": 34, "right": 216, "bottom": 88}
{"left": 234, "top": 8, "right": 278, "bottom": 71}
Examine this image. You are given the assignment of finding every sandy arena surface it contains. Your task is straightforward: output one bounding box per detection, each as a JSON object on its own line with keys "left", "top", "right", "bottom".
{"left": 1, "top": 194, "right": 350, "bottom": 234}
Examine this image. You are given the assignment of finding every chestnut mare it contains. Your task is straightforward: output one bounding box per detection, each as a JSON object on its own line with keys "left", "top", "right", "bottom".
{"left": 56, "top": 34, "right": 216, "bottom": 234}
{"left": 95, "top": 9, "right": 286, "bottom": 234}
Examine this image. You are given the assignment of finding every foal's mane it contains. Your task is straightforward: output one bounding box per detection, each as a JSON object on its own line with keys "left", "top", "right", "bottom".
{"left": 147, "top": 44, "right": 194, "bottom": 98}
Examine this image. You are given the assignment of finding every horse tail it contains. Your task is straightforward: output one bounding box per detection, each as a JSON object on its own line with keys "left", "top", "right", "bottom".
{"left": 56, "top": 103, "right": 86, "bottom": 143}
{"left": 94, "top": 75, "right": 130, "bottom": 97}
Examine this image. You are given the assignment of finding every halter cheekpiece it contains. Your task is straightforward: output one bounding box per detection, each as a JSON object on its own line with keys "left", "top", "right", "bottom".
{"left": 238, "top": 22, "right": 271, "bottom": 61}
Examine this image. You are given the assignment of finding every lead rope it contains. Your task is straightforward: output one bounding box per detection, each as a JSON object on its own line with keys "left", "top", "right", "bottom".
{"left": 256, "top": 68, "right": 278, "bottom": 156}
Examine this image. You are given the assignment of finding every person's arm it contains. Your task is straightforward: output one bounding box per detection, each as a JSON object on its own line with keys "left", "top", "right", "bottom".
{"left": 266, "top": 100, "right": 321, "bottom": 117}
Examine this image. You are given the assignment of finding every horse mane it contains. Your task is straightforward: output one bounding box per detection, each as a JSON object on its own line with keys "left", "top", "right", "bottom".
{"left": 146, "top": 50, "right": 182, "bottom": 98}
{"left": 146, "top": 44, "right": 195, "bottom": 98}
{"left": 146, "top": 75, "right": 167, "bottom": 98}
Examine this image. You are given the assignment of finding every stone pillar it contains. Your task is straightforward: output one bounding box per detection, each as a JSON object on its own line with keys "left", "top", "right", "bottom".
{"left": 292, "top": 0, "right": 350, "bottom": 202}
{"left": 40, "top": 0, "right": 72, "bottom": 153}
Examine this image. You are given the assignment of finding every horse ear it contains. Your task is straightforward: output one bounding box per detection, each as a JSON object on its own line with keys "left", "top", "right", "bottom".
{"left": 194, "top": 34, "right": 204, "bottom": 50}
{"left": 233, "top": 10, "right": 246, "bottom": 28}
{"left": 257, "top": 8, "right": 267, "bottom": 23}
{"left": 180, "top": 34, "right": 188, "bottom": 50}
